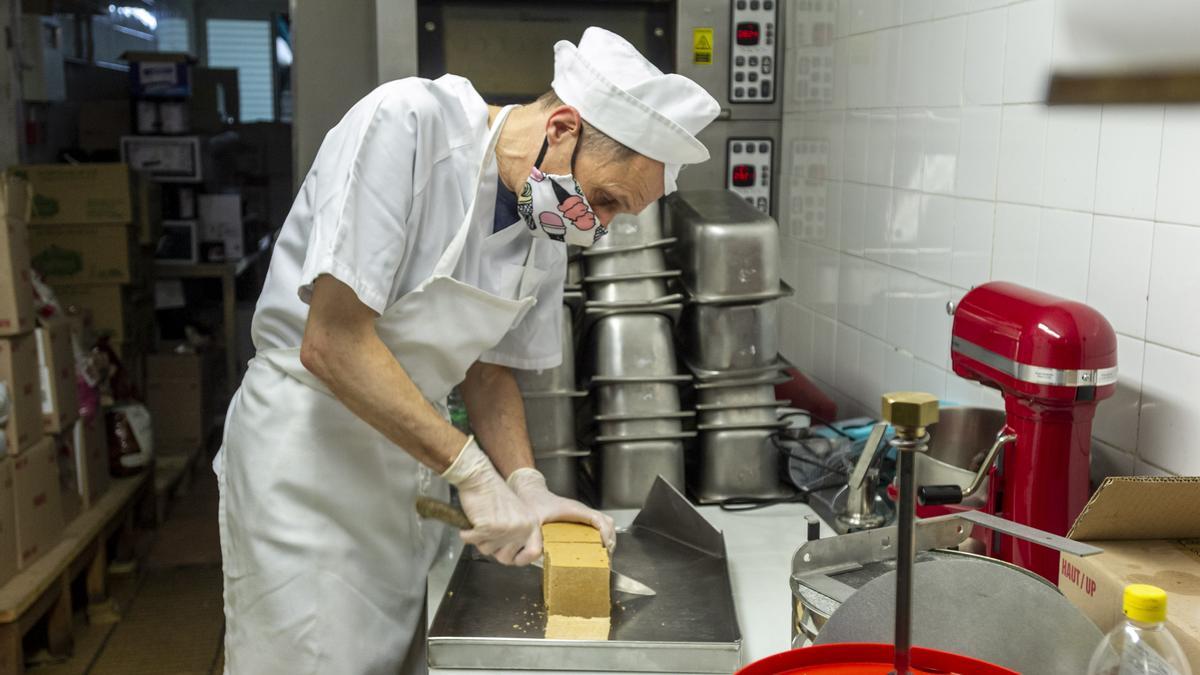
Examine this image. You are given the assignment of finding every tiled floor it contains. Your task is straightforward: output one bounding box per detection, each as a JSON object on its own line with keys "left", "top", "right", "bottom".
{"left": 34, "top": 455, "right": 225, "bottom": 675}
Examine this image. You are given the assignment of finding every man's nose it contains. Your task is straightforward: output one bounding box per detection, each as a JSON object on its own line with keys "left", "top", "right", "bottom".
{"left": 595, "top": 206, "right": 618, "bottom": 226}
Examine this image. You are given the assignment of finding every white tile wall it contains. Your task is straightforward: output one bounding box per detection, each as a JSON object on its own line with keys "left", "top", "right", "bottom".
{"left": 963, "top": 8, "right": 1006, "bottom": 105}
{"left": 1139, "top": 344, "right": 1200, "bottom": 475}
{"left": 1087, "top": 216, "right": 1153, "bottom": 338}
{"left": 779, "top": 0, "right": 1200, "bottom": 477}
{"left": 1156, "top": 106, "right": 1200, "bottom": 227}
{"left": 1146, "top": 223, "right": 1200, "bottom": 355}
{"left": 1094, "top": 106, "right": 1165, "bottom": 220}
{"left": 1042, "top": 107, "right": 1100, "bottom": 212}
{"left": 996, "top": 104, "right": 1047, "bottom": 204}
{"left": 955, "top": 106, "right": 1002, "bottom": 200}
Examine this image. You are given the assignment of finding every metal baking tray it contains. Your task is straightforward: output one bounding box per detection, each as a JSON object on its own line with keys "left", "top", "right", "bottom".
{"left": 427, "top": 479, "right": 742, "bottom": 672}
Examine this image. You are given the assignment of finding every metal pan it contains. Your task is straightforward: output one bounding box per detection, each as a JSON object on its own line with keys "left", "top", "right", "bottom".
{"left": 595, "top": 381, "right": 685, "bottom": 416}
{"left": 584, "top": 245, "right": 670, "bottom": 279}
{"left": 585, "top": 272, "right": 677, "bottom": 304}
{"left": 594, "top": 411, "right": 696, "bottom": 443}
{"left": 672, "top": 198, "right": 781, "bottom": 300}
{"left": 683, "top": 282, "right": 795, "bottom": 306}
{"left": 598, "top": 439, "right": 686, "bottom": 509}
{"left": 690, "top": 426, "right": 793, "bottom": 503}
{"left": 589, "top": 313, "right": 678, "bottom": 378}
{"left": 524, "top": 395, "right": 577, "bottom": 453}
{"left": 698, "top": 402, "right": 788, "bottom": 427}
{"left": 680, "top": 300, "right": 780, "bottom": 372}
{"left": 685, "top": 356, "right": 793, "bottom": 382}
{"left": 590, "top": 203, "right": 666, "bottom": 250}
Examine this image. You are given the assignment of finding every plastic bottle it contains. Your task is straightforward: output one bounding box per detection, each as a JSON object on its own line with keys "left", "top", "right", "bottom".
{"left": 1086, "top": 584, "right": 1193, "bottom": 675}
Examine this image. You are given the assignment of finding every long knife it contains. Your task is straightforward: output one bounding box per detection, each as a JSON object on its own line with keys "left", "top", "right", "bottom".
{"left": 416, "top": 496, "right": 656, "bottom": 597}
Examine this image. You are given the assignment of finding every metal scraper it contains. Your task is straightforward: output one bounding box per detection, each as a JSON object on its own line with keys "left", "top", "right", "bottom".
{"left": 416, "top": 496, "right": 656, "bottom": 597}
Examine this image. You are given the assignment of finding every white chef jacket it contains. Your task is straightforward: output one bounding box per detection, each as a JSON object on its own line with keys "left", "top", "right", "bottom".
{"left": 252, "top": 75, "right": 566, "bottom": 371}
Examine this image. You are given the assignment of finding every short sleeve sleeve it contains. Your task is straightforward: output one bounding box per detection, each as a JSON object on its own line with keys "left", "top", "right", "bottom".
{"left": 297, "top": 90, "right": 420, "bottom": 314}
{"left": 478, "top": 242, "right": 568, "bottom": 371}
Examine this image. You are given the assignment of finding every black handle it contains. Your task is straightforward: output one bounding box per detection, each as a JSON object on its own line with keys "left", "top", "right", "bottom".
{"left": 918, "top": 484, "right": 965, "bottom": 506}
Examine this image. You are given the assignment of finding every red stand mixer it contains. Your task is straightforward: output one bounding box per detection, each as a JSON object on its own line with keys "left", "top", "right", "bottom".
{"left": 925, "top": 281, "right": 1117, "bottom": 582}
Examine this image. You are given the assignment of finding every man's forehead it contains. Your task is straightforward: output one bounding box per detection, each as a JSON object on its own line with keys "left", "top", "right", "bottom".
{"left": 614, "top": 158, "right": 664, "bottom": 205}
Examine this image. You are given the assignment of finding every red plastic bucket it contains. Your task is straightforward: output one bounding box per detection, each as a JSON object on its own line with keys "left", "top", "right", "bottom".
{"left": 736, "top": 643, "right": 1019, "bottom": 674}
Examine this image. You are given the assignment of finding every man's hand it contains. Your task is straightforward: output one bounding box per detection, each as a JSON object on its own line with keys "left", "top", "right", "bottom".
{"left": 443, "top": 437, "right": 541, "bottom": 566}
{"left": 507, "top": 468, "right": 617, "bottom": 550}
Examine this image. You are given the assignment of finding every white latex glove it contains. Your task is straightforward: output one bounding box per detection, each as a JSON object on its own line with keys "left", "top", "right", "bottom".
{"left": 507, "top": 468, "right": 617, "bottom": 551}
{"left": 441, "top": 437, "right": 541, "bottom": 566}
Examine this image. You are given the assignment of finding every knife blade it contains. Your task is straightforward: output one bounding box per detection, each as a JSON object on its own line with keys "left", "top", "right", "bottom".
{"left": 415, "top": 496, "right": 656, "bottom": 597}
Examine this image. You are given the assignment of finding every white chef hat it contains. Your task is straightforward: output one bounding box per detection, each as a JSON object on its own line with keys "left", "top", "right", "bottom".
{"left": 552, "top": 27, "right": 721, "bottom": 195}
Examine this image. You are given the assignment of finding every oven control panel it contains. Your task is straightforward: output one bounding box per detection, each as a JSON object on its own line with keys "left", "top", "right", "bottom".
{"left": 729, "top": 0, "right": 778, "bottom": 103}
{"left": 727, "top": 138, "right": 773, "bottom": 214}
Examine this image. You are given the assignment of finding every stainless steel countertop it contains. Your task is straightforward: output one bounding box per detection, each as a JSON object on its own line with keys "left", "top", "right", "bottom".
{"left": 427, "top": 502, "right": 835, "bottom": 675}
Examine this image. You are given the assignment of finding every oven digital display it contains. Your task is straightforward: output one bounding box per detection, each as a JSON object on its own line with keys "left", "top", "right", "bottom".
{"left": 731, "top": 164, "right": 756, "bottom": 187}
{"left": 736, "top": 22, "right": 761, "bottom": 46}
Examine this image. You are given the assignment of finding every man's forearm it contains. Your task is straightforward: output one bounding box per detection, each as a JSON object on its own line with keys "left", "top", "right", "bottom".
{"left": 302, "top": 277, "right": 466, "bottom": 473}
{"left": 460, "top": 362, "right": 536, "bottom": 478}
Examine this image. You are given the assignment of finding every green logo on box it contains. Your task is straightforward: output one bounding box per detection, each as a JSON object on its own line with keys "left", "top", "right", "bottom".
{"left": 32, "top": 245, "right": 82, "bottom": 277}
{"left": 32, "top": 193, "right": 58, "bottom": 218}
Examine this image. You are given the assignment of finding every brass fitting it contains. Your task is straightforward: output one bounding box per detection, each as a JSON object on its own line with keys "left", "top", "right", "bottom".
{"left": 881, "top": 391, "right": 939, "bottom": 438}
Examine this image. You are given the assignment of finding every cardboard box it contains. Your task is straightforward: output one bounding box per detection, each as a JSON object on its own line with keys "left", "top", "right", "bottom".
{"left": 121, "top": 136, "right": 203, "bottom": 183}
{"left": 53, "top": 432, "right": 82, "bottom": 524}
{"left": 0, "top": 459, "right": 16, "bottom": 585}
{"left": 52, "top": 284, "right": 153, "bottom": 346}
{"left": 0, "top": 333, "right": 45, "bottom": 454}
{"left": 122, "top": 51, "right": 194, "bottom": 99}
{"left": 30, "top": 222, "right": 139, "bottom": 286}
{"left": 0, "top": 217, "right": 35, "bottom": 337}
{"left": 13, "top": 163, "right": 134, "bottom": 226}
{"left": 0, "top": 172, "right": 33, "bottom": 221}
{"left": 72, "top": 416, "right": 110, "bottom": 508}
{"left": 78, "top": 100, "right": 131, "bottom": 153}
{"left": 1060, "top": 477, "right": 1200, "bottom": 671}
{"left": 12, "top": 436, "right": 63, "bottom": 569}
{"left": 147, "top": 352, "right": 213, "bottom": 452}
{"left": 36, "top": 317, "right": 78, "bottom": 434}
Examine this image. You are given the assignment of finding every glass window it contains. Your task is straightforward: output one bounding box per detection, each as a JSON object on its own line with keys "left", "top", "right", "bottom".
{"left": 206, "top": 19, "right": 273, "bottom": 122}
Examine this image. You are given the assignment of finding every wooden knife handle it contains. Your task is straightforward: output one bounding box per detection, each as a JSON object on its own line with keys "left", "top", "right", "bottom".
{"left": 416, "top": 496, "right": 473, "bottom": 530}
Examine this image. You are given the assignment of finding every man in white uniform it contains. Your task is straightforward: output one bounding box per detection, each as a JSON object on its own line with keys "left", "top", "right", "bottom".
{"left": 215, "top": 27, "right": 719, "bottom": 674}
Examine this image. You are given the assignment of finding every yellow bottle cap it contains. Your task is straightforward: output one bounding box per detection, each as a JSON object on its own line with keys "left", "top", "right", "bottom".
{"left": 1124, "top": 584, "right": 1168, "bottom": 624}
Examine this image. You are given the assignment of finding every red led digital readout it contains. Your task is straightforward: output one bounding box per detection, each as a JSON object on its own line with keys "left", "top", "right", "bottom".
{"left": 731, "top": 164, "right": 756, "bottom": 187}
{"left": 736, "top": 22, "right": 761, "bottom": 46}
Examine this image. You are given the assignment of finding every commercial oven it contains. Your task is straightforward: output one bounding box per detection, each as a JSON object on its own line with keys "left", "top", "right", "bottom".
{"left": 401, "top": 0, "right": 784, "bottom": 216}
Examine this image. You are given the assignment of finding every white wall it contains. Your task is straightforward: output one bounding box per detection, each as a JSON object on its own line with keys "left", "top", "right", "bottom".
{"left": 778, "top": 0, "right": 1200, "bottom": 479}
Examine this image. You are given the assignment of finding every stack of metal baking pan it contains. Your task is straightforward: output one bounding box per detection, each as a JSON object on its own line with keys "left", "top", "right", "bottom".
{"left": 580, "top": 204, "right": 693, "bottom": 508}
{"left": 666, "top": 190, "right": 797, "bottom": 503}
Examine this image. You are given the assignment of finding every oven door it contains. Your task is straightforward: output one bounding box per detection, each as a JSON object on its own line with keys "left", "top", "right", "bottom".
{"left": 416, "top": 0, "right": 675, "bottom": 104}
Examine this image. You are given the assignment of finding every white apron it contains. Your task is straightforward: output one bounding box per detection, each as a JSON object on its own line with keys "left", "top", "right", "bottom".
{"left": 216, "top": 106, "right": 540, "bottom": 675}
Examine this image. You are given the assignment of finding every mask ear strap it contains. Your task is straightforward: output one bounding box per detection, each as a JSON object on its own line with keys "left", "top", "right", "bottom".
{"left": 533, "top": 136, "right": 550, "bottom": 169}
{"left": 569, "top": 125, "right": 584, "bottom": 173}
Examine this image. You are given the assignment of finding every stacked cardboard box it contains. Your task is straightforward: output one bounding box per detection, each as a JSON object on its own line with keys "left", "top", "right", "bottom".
{"left": 12, "top": 436, "right": 64, "bottom": 569}
{"left": 0, "top": 174, "right": 44, "bottom": 458}
{"left": 19, "top": 163, "right": 158, "bottom": 394}
{"left": 146, "top": 351, "right": 216, "bottom": 454}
